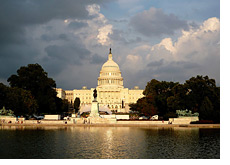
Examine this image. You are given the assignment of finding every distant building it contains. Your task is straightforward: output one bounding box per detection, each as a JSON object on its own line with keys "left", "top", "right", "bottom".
{"left": 56, "top": 49, "right": 144, "bottom": 113}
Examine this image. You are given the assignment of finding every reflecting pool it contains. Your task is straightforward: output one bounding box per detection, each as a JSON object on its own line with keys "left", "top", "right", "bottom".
{"left": 0, "top": 126, "right": 220, "bottom": 159}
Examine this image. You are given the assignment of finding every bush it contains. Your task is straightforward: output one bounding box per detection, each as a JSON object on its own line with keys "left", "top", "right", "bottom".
{"left": 163, "top": 111, "right": 177, "bottom": 120}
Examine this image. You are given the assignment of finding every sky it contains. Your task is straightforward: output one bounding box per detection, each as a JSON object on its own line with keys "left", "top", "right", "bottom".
{"left": 0, "top": 0, "right": 220, "bottom": 90}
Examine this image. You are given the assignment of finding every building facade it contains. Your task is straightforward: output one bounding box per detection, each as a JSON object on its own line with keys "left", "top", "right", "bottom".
{"left": 56, "top": 49, "right": 144, "bottom": 113}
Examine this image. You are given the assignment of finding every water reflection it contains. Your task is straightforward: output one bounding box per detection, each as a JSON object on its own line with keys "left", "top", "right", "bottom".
{"left": 0, "top": 126, "right": 219, "bottom": 159}
{"left": 0, "top": 125, "right": 67, "bottom": 130}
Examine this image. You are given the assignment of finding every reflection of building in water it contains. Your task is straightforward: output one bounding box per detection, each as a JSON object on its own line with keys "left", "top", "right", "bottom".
{"left": 56, "top": 49, "right": 144, "bottom": 113}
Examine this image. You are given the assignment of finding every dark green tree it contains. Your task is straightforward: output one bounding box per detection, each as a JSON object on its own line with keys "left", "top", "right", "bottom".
{"left": 129, "top": 96, "right": 158, "bottom": 117}
{"left": 185, "top": 75, "right": 220, "bottom": 122}
{"left": 199, "top": 96, "right": 215, "bottom": 121}
{"left": 185, "top": 75, "right": 216, "bottom": 111}
{"left": 143, "top": 79, "right": 160, "bottom": 96}
{"left": 0, "top": 83, "right": 38, "bottom": 116}
{"left": 74, "top": 97, "right": 80, "bottom": 113}
{"left": 7, "top": 64, "right": 57, "bottom": 114}
{"left": 0, "top": 83, "right": 7, "bottom": 109}
{"left": 131, "top": 75, "right": 220, "bottom": 122}
{"left": 167, "top": 84, "right": 190, "bottom": 111}
{"left": 7, "top": 87, "right": 38, "bottom": 116}
{"left": 55, "top": 98, "right": 69, "bottom": 114}
{"left": 143, "top": 79, "right": 178, "bottom": 118}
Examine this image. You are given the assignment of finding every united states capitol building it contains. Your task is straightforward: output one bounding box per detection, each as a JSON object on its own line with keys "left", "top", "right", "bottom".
{"left": 56, "top": 49, "right": 144, "bottom": 113}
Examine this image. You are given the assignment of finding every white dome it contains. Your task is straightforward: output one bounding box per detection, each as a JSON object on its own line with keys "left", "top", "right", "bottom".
{"left": 97, "top": 49, "right": 123, "bottom": 88}
{"left": 101, "top": 50, "right": 120, "bottom": 73}
{"left": 101, "top": 59, "right": 120, "bottom": 72}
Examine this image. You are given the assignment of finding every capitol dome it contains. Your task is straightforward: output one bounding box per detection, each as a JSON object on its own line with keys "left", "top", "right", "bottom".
{"left": 98, "top": 48, "right": 124, "bottom": 88}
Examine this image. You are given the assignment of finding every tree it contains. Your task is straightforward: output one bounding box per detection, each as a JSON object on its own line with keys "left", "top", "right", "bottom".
{"left": 184, "top": 75, "right": 220, "bottom": 122}
{"left": 130, "top": 96, "right": 158, "bottom": 117}
{"left": 54, "top": 98, "right": 69, "bottom": 114}
{"left": 0, "top": 83, "right": 7, "bottom": 109}
{"left": 143, "top": 79, "right": 178, "bottom": 118}
{"left": 185, "top": 75, "right": 217, "bottom": 110}
{"left": 7, "top": 87, "right": 38, "bottom": 116}
{"left": 143, "top": 79, "right": 160, "bottom": 96}
{"left": 131, "top": 75, "right": 220, "bottom": 122}
{"left": 167, "top": 84, "right": 190, "bottom": 111}
{"left": 74, "top": 97, "right": 80, "bottom": 113}
{"left": 0, "top": 83, "right": 38, "bottom": 116}
{"left": 199, "top": 96, "right": 214, "bottom": 121}
{"left": 7, "top": 64, "right": 58, "bottom": 114}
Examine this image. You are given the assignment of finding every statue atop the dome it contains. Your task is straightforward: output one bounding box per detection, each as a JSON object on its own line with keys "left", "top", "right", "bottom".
{"left": 93, "top": 88, "right": 97, "bottom": 101}
{"left": 108, "top": 48, "right": 113, "bottom": 60}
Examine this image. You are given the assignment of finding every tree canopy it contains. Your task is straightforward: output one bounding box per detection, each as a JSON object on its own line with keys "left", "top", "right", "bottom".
{"left": 0, "top": 83, "right": 38, "bottom": 116}
{"left": 4, "top": 63, "right": 68, "bottom": 115}
{"left": 74, "top": 97, "right": 80, "bottom": 113}
{"left": 130, "top": 75, "right": 220, "bottom": 123}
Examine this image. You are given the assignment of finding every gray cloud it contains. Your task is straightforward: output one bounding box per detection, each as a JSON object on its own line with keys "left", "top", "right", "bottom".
{"left": 0, "top": 0, "right": 86, "bottom": 45}
{"left": 0, "top": 44, "right": 40, "bottom": 79}
{"left": 45, "top": 44, "right": 91, "bottom": 65}
{"left": 41, "top": 33, "right": 69, "bottom": 42}
{"left": 0, "top": 0, "right": 111, "bottom": 46}
{"left": 41, "top": 41, "right": 92, "bottom": 78}
{"left": 90, "top": 54, "right": 107, "bottom": 64}
{"left": 0, "top": 0, "right": 111, "bottom": 86}
{"left": 68, "top": 21, "right": 88, "bottom": 29}
{"left": 109, "top": 29, "right": 142, "bottom": 45}
{"left": 129, "top": 7, "right": 188, "bottom": 37}
{"left": 147, "top": 59, "right": 164, "bottom": 67}
{"left": 123, "top": 60, "right": 202, "bottom": 89}
{"left": 111, "top": 19, "right": 128, "bottom": 23}
{"left": 154, "top": 61, "right": 200, "bottom": 75}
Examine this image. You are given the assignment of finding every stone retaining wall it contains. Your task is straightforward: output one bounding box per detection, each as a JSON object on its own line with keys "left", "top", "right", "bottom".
{"left": 169, "top": 118, "right": 194, "bottom": 124}
{"left": 0, "top": 116, "right": 17, "bottom": 123}
{"left": 117, "top": 120, "right": 168, "bottom": 125}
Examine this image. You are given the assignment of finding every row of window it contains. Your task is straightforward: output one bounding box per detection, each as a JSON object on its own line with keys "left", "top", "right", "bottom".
{"left": 99, "top": 79, "right": 122, "bottom": 85}
{"left": 75, "top": 93, "right": 91, "bottom": 96}
{"left": 101, "top": 72, "right": 120, "bottom": 76}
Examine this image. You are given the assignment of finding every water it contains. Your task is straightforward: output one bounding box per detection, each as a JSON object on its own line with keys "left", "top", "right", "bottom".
{"left": 0, "top": 126, "right": 219, "bottom": 159}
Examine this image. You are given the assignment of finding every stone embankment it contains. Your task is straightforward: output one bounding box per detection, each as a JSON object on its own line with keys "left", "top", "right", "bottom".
{"left": 0, "top": 116, "right": 219, "bottom": 128}
{"left": 0, "top": 122, "right": 220, "bottom": 128}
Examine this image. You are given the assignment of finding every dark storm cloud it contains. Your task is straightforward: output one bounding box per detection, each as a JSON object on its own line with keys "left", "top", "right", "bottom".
{"left": 129, "top": 7, "right": 188, "bottom": 37}
{"left": 68, "top": 21, "right": 88, "bottom": 29}
{"left": 42, "top": 40, "right": 91, "bottom": 77}
{"left": 45, "top": 44, "right": 91, "bottom": 65}
{"left": 146, "top": 61, "right": 201, "bottom": 80}
{"left": 0, "top": 0, "right": 106, "bottom": 25}
{"left": 0, "top": 0, "right": 86, "bottom": 44}
{"left": 0, "top": 44, "right": 40, "bottom": 79}
{"left": 90, "top": 54, "right": 107, "bottom": 64}
{"left": 41, "top": 33, "right": 69, "bottom": 42}
{"left": 0, "top": 0, "right": 111, "bottom": 45}
{"left": 123, "top": 60, "right": 202, "bottom": 89}
{"left": 0, "top": 0, "right": 111, "bottom": 83}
